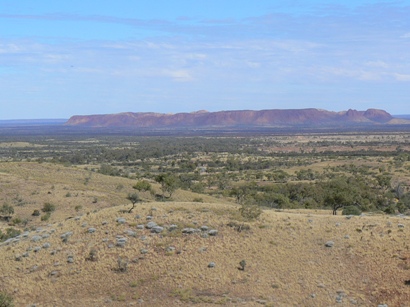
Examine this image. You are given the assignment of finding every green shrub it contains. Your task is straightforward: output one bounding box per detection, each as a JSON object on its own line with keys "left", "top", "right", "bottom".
{"left": 11, "top": 217, "right": 22, "bottom": 225}
{"left": 42, "top": 202, "right": 56, "bottom": 213}
{"left": 41, "top": 212, "right": 51, "bottom": 221}
{"left": 239, "top": 203, "right": 262, "bottom": 221}
{"left": 0, "top": 228, "right": 21, "bottom": 242}
{"left": 0, "top": 204, "right": 14, "bottom": 216}
{"left": 383, "top": 205, "right": 396, "bottom": 215}
{"left": 0, "top": 291, "right": 14, "bottom": 307}
{"left": 342, "top": 205, "right": 362, "bottom": 216}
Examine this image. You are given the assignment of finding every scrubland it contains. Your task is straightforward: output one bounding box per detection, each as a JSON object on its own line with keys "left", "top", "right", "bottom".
{"left": 1, "top": 130, "right": 410, "bottom": 306}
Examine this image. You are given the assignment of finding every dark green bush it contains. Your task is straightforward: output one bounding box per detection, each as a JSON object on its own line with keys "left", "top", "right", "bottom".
{"left": 342, "top": 205, "right": 362, "bottom": 216}
{"left": 41, "top": 212, "right": 51, "bottom": 221}
{"left": 42, "top": 202, "right": 56, "bottom": 213}
{"left": 383, "top": 205, "right": 396, "bottom": 215}
{"left": 32, "top": 209, "right": 41, "bottom": 216}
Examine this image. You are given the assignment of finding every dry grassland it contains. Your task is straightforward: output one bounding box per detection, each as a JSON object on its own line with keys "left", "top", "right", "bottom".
{"left": 1, "top": 163, "right": 410, "bottom": 306}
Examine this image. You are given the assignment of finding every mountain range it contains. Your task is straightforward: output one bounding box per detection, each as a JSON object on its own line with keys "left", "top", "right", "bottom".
{"left": 65, "top": 108, "right": 409, "bottom": 129}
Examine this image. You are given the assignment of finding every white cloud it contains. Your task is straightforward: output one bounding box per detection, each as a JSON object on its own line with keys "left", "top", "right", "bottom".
{"left": 393, "top": 73, "right": 410, "bottom": 81}
{"left": 365, "top": 60, "right": 388, "bottom": 68}
{"left": 161, "top": 69, "right": 194, "bottom": 82}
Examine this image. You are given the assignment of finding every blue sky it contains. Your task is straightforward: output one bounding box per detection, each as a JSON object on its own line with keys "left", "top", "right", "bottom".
{"left": 1, "top": 0, "right": 409, "bottom": 119}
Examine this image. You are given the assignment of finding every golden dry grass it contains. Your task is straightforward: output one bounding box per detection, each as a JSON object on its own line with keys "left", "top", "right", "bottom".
{"left": 1, "top": 163, "right": 410, "bottom": 306}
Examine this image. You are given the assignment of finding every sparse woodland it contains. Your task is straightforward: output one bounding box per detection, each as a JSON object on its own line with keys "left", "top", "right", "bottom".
{"left": 1, "top": 129, "right": 410, "bottom": 305}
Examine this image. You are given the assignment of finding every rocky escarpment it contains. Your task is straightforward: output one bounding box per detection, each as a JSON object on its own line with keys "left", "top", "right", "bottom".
{"left": 65, "top": 108, "right": 394, "bottom": 128}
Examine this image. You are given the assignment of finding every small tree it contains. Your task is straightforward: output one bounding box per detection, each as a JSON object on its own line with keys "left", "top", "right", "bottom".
{"left": 324, "top": 177, "right": 357, "bottom": 215}
{"left": 126, "top": 193, "right": 140, "bottom": 213}
{"left": 239, "top": 203, "right": 262, "bottom": 221}
{"left": 133, "top": 180, "right": 152, "bottom": 193}
{"left": 155, "top": 174, "right": 179, "bottom": 199}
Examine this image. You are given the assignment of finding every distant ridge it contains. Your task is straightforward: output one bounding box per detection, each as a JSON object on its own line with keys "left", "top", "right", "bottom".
{"left": 65, "top": 108, "right": 405, "bottom": 129}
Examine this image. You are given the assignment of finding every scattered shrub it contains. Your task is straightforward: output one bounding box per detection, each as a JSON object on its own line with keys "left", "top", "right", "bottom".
{"left": 11, "top": 217, "right": 22, "bottom": 225}
{"left": 86, "top": 248, "right": 98, "bottom": 261}
{"left": 0, "top": 291, "right": 14, "bottom": 307}
{"left": 239, "top": 203, "right": 262, "bottom": 221}
{"left": 342, "top": 205, "right": 362, "bottom": 216}
{"left": 116, "top": 257, "right": 128, "bottom": 272}
{"left": 384, "top": 204, "right": 397, "bottom": 214}
{"left": 0, "top": 228, "right": 21, "bottom": 242}
{"left": 41, "top": 212, "right": 51, "bottom": 221}
{"left": 32, "top": 209, "right": 41, "bottom": 216}
{"left": 0, "top": 204, "right": 14, "bottom": 216}
{"left": 42, "top": 202, "right": 56, "bottom": 213}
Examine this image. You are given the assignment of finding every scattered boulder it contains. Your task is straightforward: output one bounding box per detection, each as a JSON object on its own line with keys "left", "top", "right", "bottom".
{"left": 325, "top": 241, "right": 334, "bottom": 248}
{"left": 208, "top": 262, "right": 216, "bottom": 268}
{"left": 182, "top": 228, "right": 197, "bottom": 234}
{"left": 208, "top": 229, "right": 218, "bottom": 236}
{"left": 88, "top": 228, "right": 96, "bottom": 234}
{"left": 168, "top": 224, "right": 178, "bottom": 231}
{"left": 126, "top": 230, "right": 137, "bottom": 237}
{"left": 116, "top": 237, "right": 127, "bottom": 247}
{"left": 31, "top": 235, "right": 42, "bottom": 242}
{"left": 60, "top": 232, "right": 73, "bottom": 242}
{"left": 146, "top": 221, "right": 157, "bottom": 229}
{"left": 116, "top": 217, "right": 126, "bottom": 224}
{"left": 151, "top": 226, "right": 164, "bottom": 233}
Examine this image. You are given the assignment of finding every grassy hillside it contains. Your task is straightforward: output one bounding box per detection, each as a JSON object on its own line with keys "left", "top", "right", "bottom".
{"left": 1, "top": 163, "right": 410, "bottom": 306}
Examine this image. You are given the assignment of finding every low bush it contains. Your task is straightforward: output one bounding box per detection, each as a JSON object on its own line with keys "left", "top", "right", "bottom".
{"left": 0, "top": 228, "right": 21, "bottom": 242}
{"left": 42, "top": 202, "right": 56, "bottom": 213}
{"left": 239, "top": 203, "right": 262, "bottom": 221}
{"left": 0, "top": 291, "right": 13, "bottom": 307}
{"left": 342, "top": 205, "right": 362, "bottom": 216}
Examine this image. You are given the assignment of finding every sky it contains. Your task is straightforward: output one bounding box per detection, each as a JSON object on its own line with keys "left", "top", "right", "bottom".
{"left": 1, "top": 0, "right": 410, "bottom": 119}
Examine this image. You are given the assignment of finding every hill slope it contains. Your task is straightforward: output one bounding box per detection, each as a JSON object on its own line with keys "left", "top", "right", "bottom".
{"left": 1, "top": 163, "right": 409, "bottom": 306}
{"left": 65, "top": 108, "right": 397, "bottom": 128}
